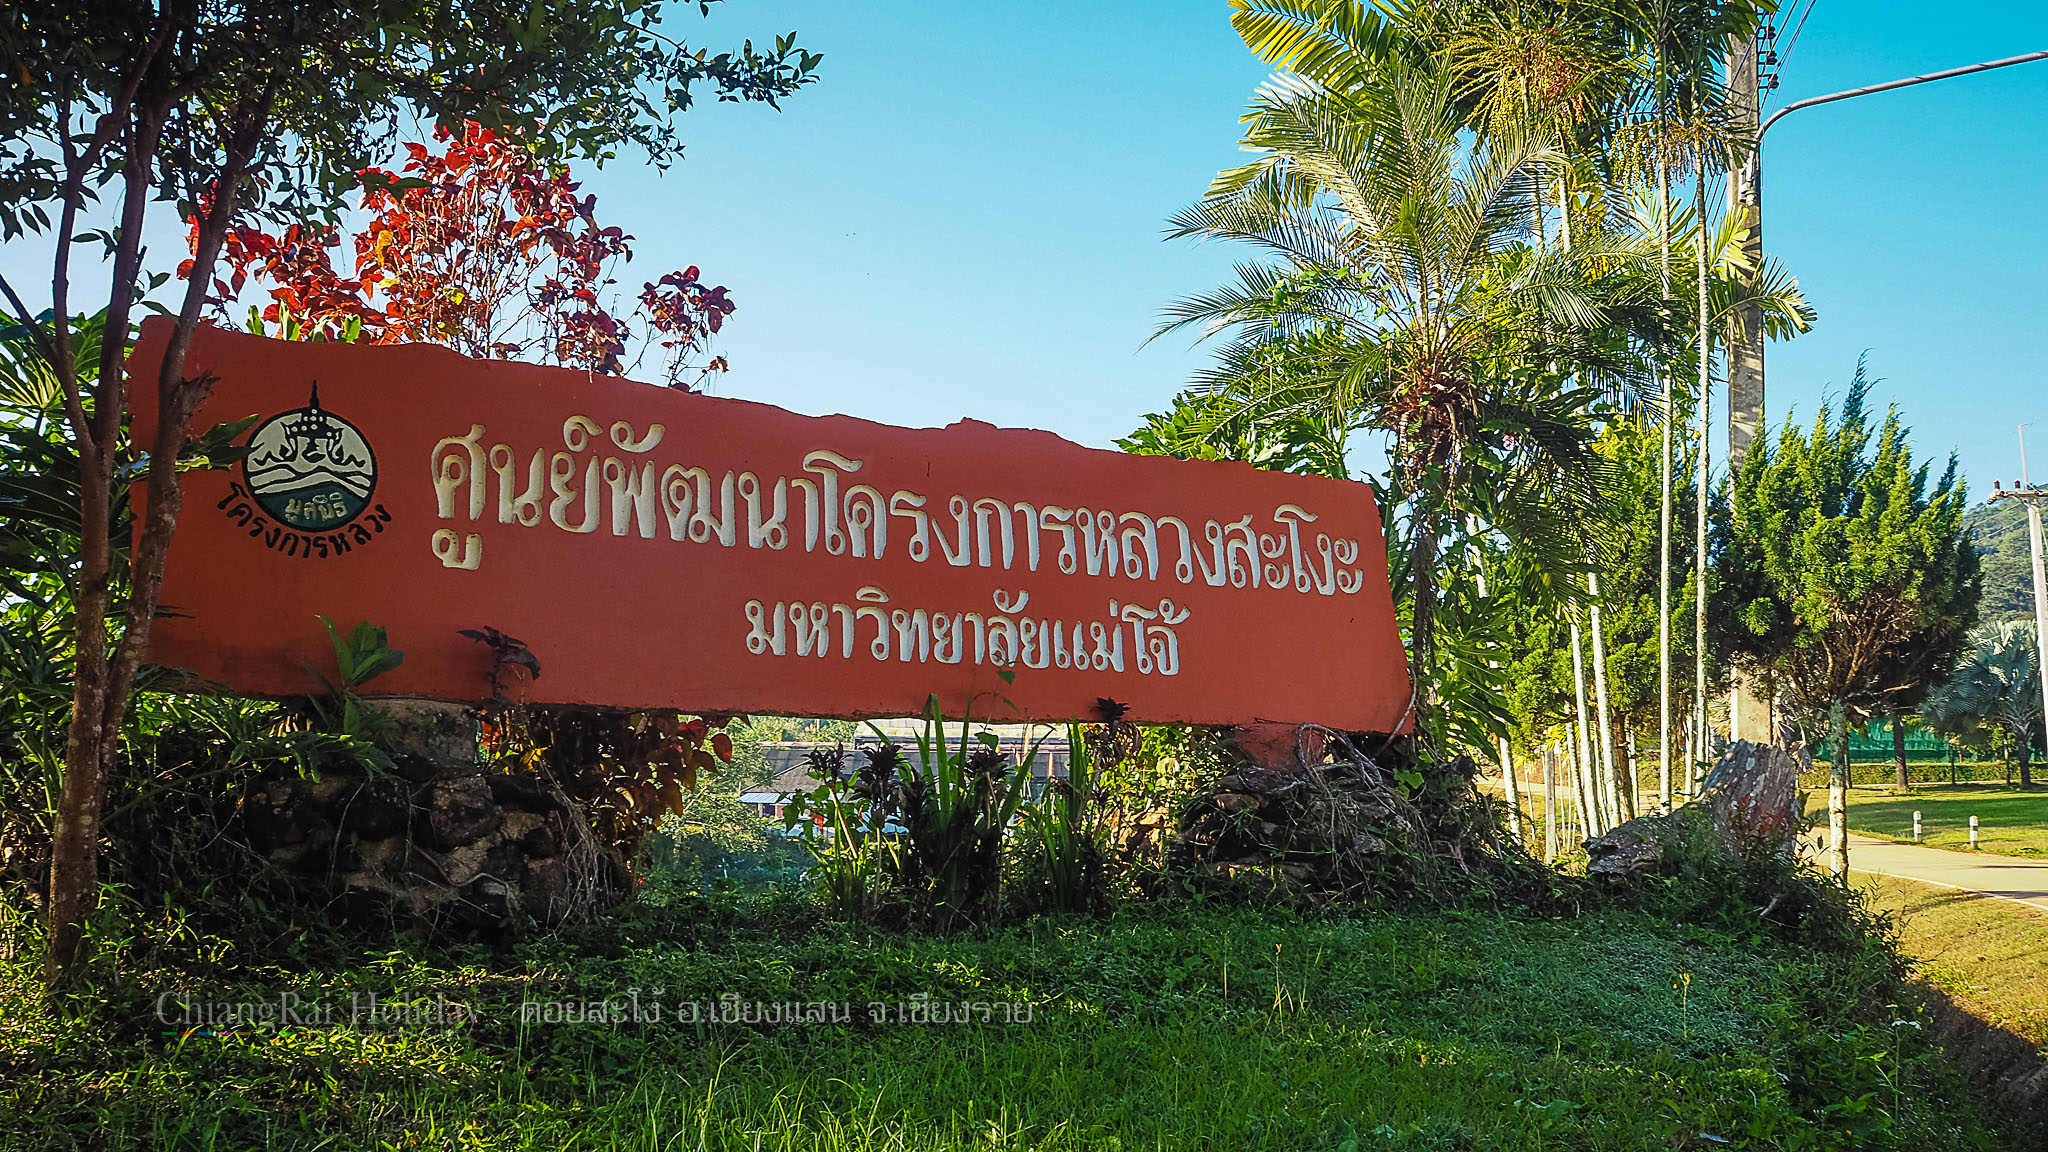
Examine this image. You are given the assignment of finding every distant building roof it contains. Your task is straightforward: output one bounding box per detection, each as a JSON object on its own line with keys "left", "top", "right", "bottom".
{"left": 738, "top": 733, "right": 1072, "bottom": 802}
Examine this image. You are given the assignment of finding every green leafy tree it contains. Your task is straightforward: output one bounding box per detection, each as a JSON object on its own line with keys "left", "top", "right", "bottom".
{"left": 1713, "top": 364, "right": 1980, "bottom": 875}
{"left": 720, "top": 715, "right": 857, "bottom": 795}
{"left": 1119, "top": 389, "right": 1351, "bottom": 480}
{"left": 1504, "top": 415, "right": 1699, "bottom": 787}
{"left": 650, "top": 792, "right": 772, "bottom": 887}
{"left": 0, "top": 0, "right": 818, "bottom": 985}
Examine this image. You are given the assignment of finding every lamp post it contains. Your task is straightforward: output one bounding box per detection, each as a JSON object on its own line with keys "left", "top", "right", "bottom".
{"left": 1721, "top": 39, "right": 2048, "bottom": 742}
{"left": 1729, "top": 45, "right": 2048, "bottom": 467}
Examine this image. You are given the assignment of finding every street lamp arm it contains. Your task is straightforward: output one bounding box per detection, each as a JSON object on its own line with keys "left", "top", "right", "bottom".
{"left": 1760, "top": 49, "right": 2048, "bottom": 140}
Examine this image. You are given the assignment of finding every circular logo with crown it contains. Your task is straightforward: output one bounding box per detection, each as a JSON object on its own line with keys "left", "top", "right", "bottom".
{"left": 241, "top": 383, "right": 378, "bottom": 532}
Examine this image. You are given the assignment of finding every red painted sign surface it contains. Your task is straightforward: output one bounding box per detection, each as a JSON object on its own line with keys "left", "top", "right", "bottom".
{"left": 131, "top": 321, "right": 1411, "bottom": 729}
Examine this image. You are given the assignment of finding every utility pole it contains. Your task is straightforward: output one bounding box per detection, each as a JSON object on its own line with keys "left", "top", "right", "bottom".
{"left": 1724, "top": 28, "right": 1771, "bottom": 744}
{"left": 1989, "top": 426, "right": 2048, "bottom": 789}
{"left": 1725, "top": 29, "right": 1766, "bottom": 469}
{"left": 1721, "top": 35, "right": 2048, "bottom": 743}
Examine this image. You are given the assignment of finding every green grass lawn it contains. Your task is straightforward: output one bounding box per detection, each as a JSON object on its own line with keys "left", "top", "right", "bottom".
{"left": 0, "top": 898, "right": 2007, "bottom": 1151}
{"left": 1811, "top": 785, "right": 2048, "bottom": 857}
{"left": 1852, "top": 870, "right": 2048, "bottom": 1046}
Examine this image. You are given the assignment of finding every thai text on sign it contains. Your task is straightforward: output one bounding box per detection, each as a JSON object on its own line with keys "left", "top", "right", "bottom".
{"left": 131, "top": 320, "right": 1411, "bottom": 729}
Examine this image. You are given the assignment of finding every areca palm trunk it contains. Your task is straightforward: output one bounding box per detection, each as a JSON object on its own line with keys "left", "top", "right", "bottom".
{"left": 1658, "top": 164, "right": 1675, "bottom": 814}
{"left": 1543, "top": 743, "right": 1559, "bottom": 862}
{"left": 1627, "top": 730, "right": 1641, "bottom": 814}
{"left": 1407, "top": 506, "right": 1443, "bottom": 735}
{"left": 1473, "top": 555, "right": 1523, "bottom": 839}
{"left": 1560, "top": 167, "right": 1621, "bottom": 828}
{"left": 1695, "top": 163, "right": 1713, "bottom": 793}
{"left": 1589, "top": 571, "right": 1621, "bottom": 825}
{"left": 1569, "top": 615, "right": 1601, "bottom": 837}
{"left": 1572, "top": 717, "right": 1598, "bottom": 842}
{"left": 1499, "top": 738, "right": 1523, "bottom": 839}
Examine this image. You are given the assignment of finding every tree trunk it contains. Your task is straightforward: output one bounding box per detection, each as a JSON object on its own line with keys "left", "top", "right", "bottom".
{"left": 47, "top": 402, "right": 206, "bottom": 985}
{"left": 1571, "top": 723, "right": 1598, "bottom": 846}
{"left": 1543, "top": 743, "right": 1558, "bottom": 863}
{"left": 2023, "top": 722, "right": 2035, "bottom": 790}
{"left": 44, "top": 90, "right": 260, "bottom": 987}
{"left": 1626, "top": 730, "right": 1640, "bottom": 817}
{"left": 1585, "top": 741, "right": 1803, "bottom": 876}
{"left": 1829, "top": 702, "right": 1850, "bottom": 881}
{"left": 1588, "top": 572, "right": 1620, "bottom": 826}
{"left": 1677, "top": 714, "right": 1691, "bottom": 803}
{"left": 1657, "top": 157, "right": 1674, "bottom": 817}
{"left": 1658, "top": 384, "right": 1673, "bottom": 814}
{"left": 1608, "top": 716, "right": 1633, "bottom": 822}
{"left": 1406, "top": 510, "right": 1440, "bottom": 740}
{"left": 1693, "top": 159, "right": 1713, "bottom": 813}
{"left": 45, "top": 104, "right": 159, "bottom": 985}
{"left": 1893, "top": 712, "right": 1909, "bottom": 790}
{"left": 1498, "top": 736, "right": 1522, "bottom": 840}
{"left": 45, "top": 444, "right": 115, "bottom": 984}
{"left": 1568, "top": 617, "right": 1599, "bottom": 837}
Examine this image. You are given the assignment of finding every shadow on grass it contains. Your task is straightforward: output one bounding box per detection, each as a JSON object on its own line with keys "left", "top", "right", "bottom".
{"left": 1918, "top": 981, "right": 2048, "bottom": 1145}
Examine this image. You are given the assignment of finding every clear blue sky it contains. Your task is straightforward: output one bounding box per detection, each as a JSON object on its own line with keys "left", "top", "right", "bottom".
{"left": 604, "top": 1, "right": 1267, "bottom": 446}
{"left": 629, "top": 0, "right": 2048, "bottom": 500}
{"left": 11, "top": 3, "right": 2046, "bottom": 498}
{"left": 1758, "top": 2, "right": 2048, "bottom": 495}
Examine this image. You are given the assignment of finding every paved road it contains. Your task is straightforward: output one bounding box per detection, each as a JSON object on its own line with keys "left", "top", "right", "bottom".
{"left": 1816, "top": 832, "right": 2048, "bottom": 914}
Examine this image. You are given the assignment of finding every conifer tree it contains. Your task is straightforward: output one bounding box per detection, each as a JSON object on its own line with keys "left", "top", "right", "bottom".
{"left": 1713, "top": 362, "right": 1980, "bottom": 877}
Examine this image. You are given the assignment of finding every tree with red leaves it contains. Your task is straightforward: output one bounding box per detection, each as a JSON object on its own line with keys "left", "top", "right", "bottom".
{"left": 7, "top": 0, "right": 815, "bottom": 988}
{"left": 193, "top": 122, "right": 735, "bottom": 389}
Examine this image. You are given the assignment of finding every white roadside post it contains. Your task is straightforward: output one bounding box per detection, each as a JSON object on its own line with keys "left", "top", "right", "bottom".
{"left": 1913, "top": 810, "right": 1922, "bottom": 842}
{"left": 1971, "top": 815, "right": 1980, "bottom": 850}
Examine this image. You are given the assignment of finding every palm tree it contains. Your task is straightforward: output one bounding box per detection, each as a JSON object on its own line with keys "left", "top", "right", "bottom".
{"left": 1606, "top": 0, "right": 1776, "bottom": 808}
{"left": 1443, "top": 0, "right": 1637, "bottom": 823}
{"left": 1924, "top": 621, "right": 2044, "bottom": 788}
{"left": 1158, "top": 40, "right": 1648, "bottom": 736}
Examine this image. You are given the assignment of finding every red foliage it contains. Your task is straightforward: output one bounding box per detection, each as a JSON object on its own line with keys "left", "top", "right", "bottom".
{"left": 185, "top": 122, "right": 735, "bottom": 387}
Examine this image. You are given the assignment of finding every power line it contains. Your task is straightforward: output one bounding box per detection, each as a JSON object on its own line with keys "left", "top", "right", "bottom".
{"left": 1757, "top": 0, "right": 1821, "bottom": 111}
{"left": 1778, "top": 0, "right": 1820, "bottom": 77}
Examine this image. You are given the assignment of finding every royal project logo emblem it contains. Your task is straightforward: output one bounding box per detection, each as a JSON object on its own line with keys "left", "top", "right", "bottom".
{"left": 217, "top": 382, "right": 391, "bottom": 558}
{"left": 243, "top": 383, "right": 377, "bottom": 529}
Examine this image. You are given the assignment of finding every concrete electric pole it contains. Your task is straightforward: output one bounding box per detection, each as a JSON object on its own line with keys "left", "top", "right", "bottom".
{"left": 1988, "top": 429, "right": 2048, "bottom": 783}
{"left": 1725, "top": 30, "right": 1765, "bottom": 471}
{"left": 1724, "top": 30, "right": 1770, "bottom": 744}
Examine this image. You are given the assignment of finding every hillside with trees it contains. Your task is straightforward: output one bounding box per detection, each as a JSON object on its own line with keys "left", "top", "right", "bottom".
{"left": 1966, "top": 499, "right": 2039, "bottom": 623}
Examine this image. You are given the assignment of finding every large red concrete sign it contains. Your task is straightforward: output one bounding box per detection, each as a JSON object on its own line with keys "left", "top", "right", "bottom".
{"left": 131, "top": 321, "right": 1411, "bottom": 729}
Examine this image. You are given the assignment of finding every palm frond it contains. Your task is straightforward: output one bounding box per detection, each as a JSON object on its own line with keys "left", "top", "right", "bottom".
{"left": 1229, "top": 0, "right": 1404, "bottom": 94}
